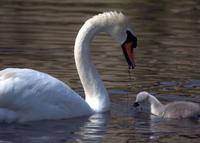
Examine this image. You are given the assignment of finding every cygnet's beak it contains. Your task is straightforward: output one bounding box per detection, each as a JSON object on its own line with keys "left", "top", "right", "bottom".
{"left": 121, "top": 31, "right": 137, "bottom": 69}
{"left": 133, "top": 102, "right": 140, "bottom": 107}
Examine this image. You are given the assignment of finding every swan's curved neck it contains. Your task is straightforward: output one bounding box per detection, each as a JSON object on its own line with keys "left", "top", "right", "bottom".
{"left": 148, "top": 94, "right": 164, "bottom": 116}
{"left": 74, "top": 21, "right": 110, "bottom": 113}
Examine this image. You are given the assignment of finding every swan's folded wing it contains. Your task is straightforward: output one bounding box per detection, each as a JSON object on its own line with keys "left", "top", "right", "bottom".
{"left": 164, "top": 101, "right": 200, "bottom": 118}
{"left": 0, "top": 68, "right": 92, "bottom": 121}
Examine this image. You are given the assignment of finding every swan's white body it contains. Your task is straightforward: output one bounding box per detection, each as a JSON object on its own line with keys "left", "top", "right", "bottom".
{"left": 0, "top": 12, "right": 136, "bottom": 122}
{"left": 134, "top": 91, "right": 200, "bottom": 119}
{"left": 0, "top": 68, "right": 92, "bottom": 122}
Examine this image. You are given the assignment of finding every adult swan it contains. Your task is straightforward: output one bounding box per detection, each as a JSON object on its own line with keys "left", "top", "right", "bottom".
{"left": 0, "top": 12, "right": 137, "bottom": 122}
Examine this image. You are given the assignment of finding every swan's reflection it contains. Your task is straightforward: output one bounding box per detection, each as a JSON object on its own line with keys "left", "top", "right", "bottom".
{"left": 75, "top": 113, "right": 110, "bottom": 142}
{"left": 0, "top": 113, "right": 110, "bottom": 143}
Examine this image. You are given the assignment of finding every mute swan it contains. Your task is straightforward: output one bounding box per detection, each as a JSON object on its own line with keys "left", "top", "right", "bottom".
{"left": 0, "top": 12, "right": 137, "bottom": 122}
{"left": 133, "top": 91, "right": 200, "bottom": 119}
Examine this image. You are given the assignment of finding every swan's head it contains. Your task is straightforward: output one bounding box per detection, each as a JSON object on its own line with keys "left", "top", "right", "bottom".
{"left": 133, "top": 91, "right": 150, "bottom": 107}
{"left": 87, "top": 11, "right": 137, "bottom": 69}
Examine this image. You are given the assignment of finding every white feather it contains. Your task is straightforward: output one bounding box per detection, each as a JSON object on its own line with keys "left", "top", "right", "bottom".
{"left": 0, "top": 11, "right": 134, "bottom": 122}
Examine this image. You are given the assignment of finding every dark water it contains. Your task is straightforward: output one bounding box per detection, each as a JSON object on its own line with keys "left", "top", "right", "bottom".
{"left": 0, "top": 0, "right": 200, "bottom": 142}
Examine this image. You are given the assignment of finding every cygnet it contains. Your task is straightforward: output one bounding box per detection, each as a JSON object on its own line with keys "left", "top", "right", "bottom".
{"left": 133, "top": 91, "right": 200, "bottom": 119}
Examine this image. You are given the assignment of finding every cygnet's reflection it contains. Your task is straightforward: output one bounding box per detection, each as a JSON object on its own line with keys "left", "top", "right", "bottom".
{"left": 133, "top": 108, "right": 200, "bottom": 141}
{"left": 132, "top": 100, "right": 200, "bottom": 142}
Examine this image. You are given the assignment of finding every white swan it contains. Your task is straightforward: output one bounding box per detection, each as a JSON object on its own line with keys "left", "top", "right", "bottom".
{"left": 133, "top": 91, "right": 200, "bottom": 119}
{"left": 0, "top": 12, "right": 137, "bottom": 122}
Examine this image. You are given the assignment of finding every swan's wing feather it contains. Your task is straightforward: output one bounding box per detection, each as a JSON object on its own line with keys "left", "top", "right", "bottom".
{"left": 0, "top": 68, "right": 92, "bottom": 121}
{"left": 164, "top": 101, "right": 200, "bottom": 118}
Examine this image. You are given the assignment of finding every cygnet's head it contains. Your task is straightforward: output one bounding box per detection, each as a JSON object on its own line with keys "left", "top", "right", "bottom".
{"left": 87, "top": 11, "right": 137, "bottom": 69}
{"left": 133, "top": 91, "right": 151, "bottom": 107}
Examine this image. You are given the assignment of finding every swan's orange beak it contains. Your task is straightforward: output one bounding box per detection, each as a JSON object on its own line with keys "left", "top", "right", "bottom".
{"left": 121, "top": 31, "right": 137, "bottom": 69}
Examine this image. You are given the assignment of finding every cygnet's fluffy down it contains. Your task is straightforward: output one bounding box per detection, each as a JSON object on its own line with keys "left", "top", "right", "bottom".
{"left": 133, "top": 91, "right": 200, "bottom": 119}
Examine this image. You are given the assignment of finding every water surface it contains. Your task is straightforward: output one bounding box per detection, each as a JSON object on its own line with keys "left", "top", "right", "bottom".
{"left": 0, "top": 0, "right": 200, "bottom": 142}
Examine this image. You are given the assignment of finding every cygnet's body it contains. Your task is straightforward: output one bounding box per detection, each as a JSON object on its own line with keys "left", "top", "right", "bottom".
{"left": 134, "top": 91, "right": 200, "bottom": 119}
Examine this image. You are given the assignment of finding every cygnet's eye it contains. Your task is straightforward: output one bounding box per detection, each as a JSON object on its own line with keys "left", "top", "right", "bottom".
{"left": 133, "top": 102, "right": 140, "bottom": 107}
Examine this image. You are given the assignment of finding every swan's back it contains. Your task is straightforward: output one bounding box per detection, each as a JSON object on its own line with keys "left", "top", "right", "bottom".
{"left": 0, "top": 68, "right": 92, "bottom": 122}
{"left": 163, "top": 101, "right": 200, "bottom": 119}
